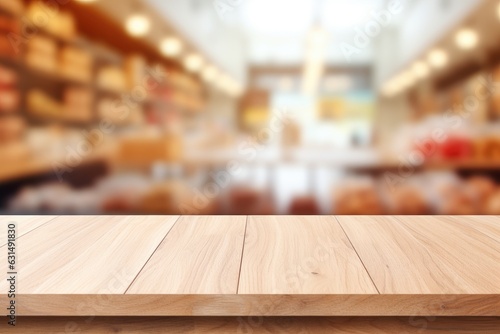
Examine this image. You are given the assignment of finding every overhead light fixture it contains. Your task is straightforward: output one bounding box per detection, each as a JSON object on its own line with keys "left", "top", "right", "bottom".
{"left": 412, "top": 61, "right": 430, "bottom": 80}
{"left": 217, "top": 74, "right": 243, "bottom": 97}
{"left": 455, "top": 28, "right": 478, "bottom": 50}
{"left": 202, "top": 65, "right": 217, "bottom": 82}
{"left": 498, "top": 2, "right": 500, "bottom": 20}
{"left": 160, "top": 37, "right": 182, "bottom": 57}
{"left": 184, "top": 53, "right": 204, "bottom": 72}
{"left": 400, "top": 70, "right": 416, "bottom": 89}
{"left": 427, "top": 49, "right": 448, "bottom": 69}
{"left": 381, "top": 75, "right": 404, "bottom": 97}
{"left": 125, "top": 14, "right": 151, "bottom": 37}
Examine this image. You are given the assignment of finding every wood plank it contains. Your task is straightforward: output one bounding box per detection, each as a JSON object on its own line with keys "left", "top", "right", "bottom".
{"left": 1, "top": 215, "right": 499, "bottom": 317}
{"left": 6, "top": 316, "right": 500, "bottom": 333}
{"left": 238, "top": 216, "right": 378, "bottom": 294}
{"left": 0, "top": 216, "right": 179, "bottom": 294}
{"left": 127, "top": 216, "right": 246, "bottom": 294}
{"left": 337, "top": 216, "right": 500, "bottom": 294}
{"left": 392, "top": 216, "right": 500, "bottom": 293}
{"left": 441, "top": 216, "right": 500, "bottom": 243}
{"left": 9, "top": 294, "right": 500, "bottom": 316}
{"left": 0, "top": 216, "right": 57, "bottom": 246}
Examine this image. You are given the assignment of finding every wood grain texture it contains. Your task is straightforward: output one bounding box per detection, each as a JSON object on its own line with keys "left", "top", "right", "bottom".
{"left": 441, "top": 216, "right": 500, "bottom": 243}
{"left": 127, "top": 216, "right": 247, "bottom": 294}
{"left": 392, "top": 216, "right": 500, "bottom": 293}
{"left": 337, "top": 216, "right": 500, "bottom": 294}
{"left": 6, "top": 317, "right": 500, "bottom": 333}
{"left": 0, "top": 216, "right": 179, "bottom": 294}
{"left": 6, "top": 294, "right": 500, "bottom": 316}
{"left": 0, "top": 215, "right": 57, "bottom": 246}
{"left": 238, "top": 216, "right": 378, "bottom": 294}
{"left": 1, "top": 215, "right": 500, "bottom": 317}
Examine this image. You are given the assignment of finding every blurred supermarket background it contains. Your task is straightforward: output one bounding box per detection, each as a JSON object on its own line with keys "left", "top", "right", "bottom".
{"left": 1, "top": 0, "right": 500, "bottom": 215}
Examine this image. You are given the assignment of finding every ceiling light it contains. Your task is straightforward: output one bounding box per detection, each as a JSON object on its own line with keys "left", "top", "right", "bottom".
{"left": 427, "top": 49, "right": 448, "bottom": 69}
{"left": 400, "top": 70, "right": 416, "bottom": 89}
{"left": 202, "top": 65, "right": 217, "bottom": 82}
{"left": 498, "top": 2, "right": 500, "bottom": 20}
{"left": 125, "top": 15, "right": 151, "bottom": 37}
{"left": 455, "top": 28, "right": 478, "bottom": 50}
{"left": 217, "top": 75, "right": 243, "bottom": 97}
{"left": 381, "top": 75, "right": 405, "bottom": 97}
{"left": 160, "top": 37, "right": 182, "bottom": 57}
{"left": 412, "top": 61, "right": 429, "bottom": 80}
{"left": 184, "top": 53, "right": 204, "bottom": 72}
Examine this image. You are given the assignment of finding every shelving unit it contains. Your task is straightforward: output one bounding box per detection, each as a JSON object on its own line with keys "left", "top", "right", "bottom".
{"left": 0, "top": 0, "right": 206, "bottom": 185}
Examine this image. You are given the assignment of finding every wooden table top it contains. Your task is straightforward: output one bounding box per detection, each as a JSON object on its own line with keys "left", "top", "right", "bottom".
{"left": 1, "top": 215, "right": 499, "bottom": 316}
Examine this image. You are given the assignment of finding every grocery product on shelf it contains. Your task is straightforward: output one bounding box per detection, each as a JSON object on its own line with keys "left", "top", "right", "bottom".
{"left": 26, "top": 2, "right": 76, "bottom": 41}
{"left": 0, "top": 115, "right": 24, "bottom": 142}
{"left": 0, "top": 15, "right": 20, "bottom": 58}
{"left": 125, "top": 55, "right": 147, "bottom": 90}
{"left": 25, "top": 36, "right": 57, "bottom": 73}
{"left": 27, "top": 89, "right": 63, "bottom": 119}
{"left": 384, "top": 184, "right": 429, "bottom": 215}
{"left": 225, "top": 186, "right": 273, "bottom": 215}
{"left": 288, "top": 195, "right": 320, "bottom": 215}
{"left": 119, "top": 132, "right": 183, "bottom": 166}
{"left": 0, "top": 65, "right": 19, "bottom": 112}
{"left": 485, "top": 190, "right": 500, "bottom": 215}
{"left": 332, "top": 179, "right": 386, "bottom": 215}
{"left": 473, "top": 135, "right": 500, "bottom": 161}
{"left": 97, "top": 66, "right": 128, "bottom": 93}
{"left": 0, "top": 0, "right": 23, "bottom": 16}
{"left": 466, "top": 176, "right": 497, "bottom": 208}
{"left": 59, "top": 46, "right": 93, "bottom": 83}
{"left": 63, "top": 87, "right": 94, "bottom": 122}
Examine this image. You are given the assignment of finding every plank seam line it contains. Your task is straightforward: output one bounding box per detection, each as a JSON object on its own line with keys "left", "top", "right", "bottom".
{"left": 123, "top": 215, "right": 182, "bottom": 294}
{"left": 236, "top": 215, "right": 249, "bottom": 295}
{"left": 334, "top": 216, "right": 381, "bottom": 295}
{"left": 0, "top": 216, "right": 60, "bottom": 248}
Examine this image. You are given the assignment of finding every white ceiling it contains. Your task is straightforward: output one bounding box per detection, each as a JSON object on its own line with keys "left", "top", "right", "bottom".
{"left": 236, "top": 0, "right": 389, "bottom": 65}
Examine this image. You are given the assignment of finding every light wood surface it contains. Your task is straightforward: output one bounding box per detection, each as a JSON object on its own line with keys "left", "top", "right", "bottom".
{"left": 441, "top": 215, "right": 500, "bottom": 243}
{"left": 0, "top": 216, "right": 179, "bottom": 294}
{"left": 0, "top": 215, "right": 57, "bottom": 246}
{"left": 336, "top": 216, "right": 500, "bottom": 294}
{"left": 127, "top": 216, "right": 246, "bottom": 294}
{"left": 7, "top": 317, "right": 500, "bottom": 333}
{"left": 11, "top": 294, "right": 500, "bottom": 317}
{"left": 392, "top": 216, "right": 500, "bottom": 293}
{"left": 239, "top": 216, "right": 378, "bottom": 294}
{"left": 0, "top": 215, "right": 499, "bottom": 317}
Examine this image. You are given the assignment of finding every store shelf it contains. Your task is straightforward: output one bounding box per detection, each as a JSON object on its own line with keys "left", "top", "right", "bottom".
{"left": 0, "top": 215, "right": 499, "bottom": 317}
{"left": 0, "top": 145, "right": 116, "bottom": 183}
